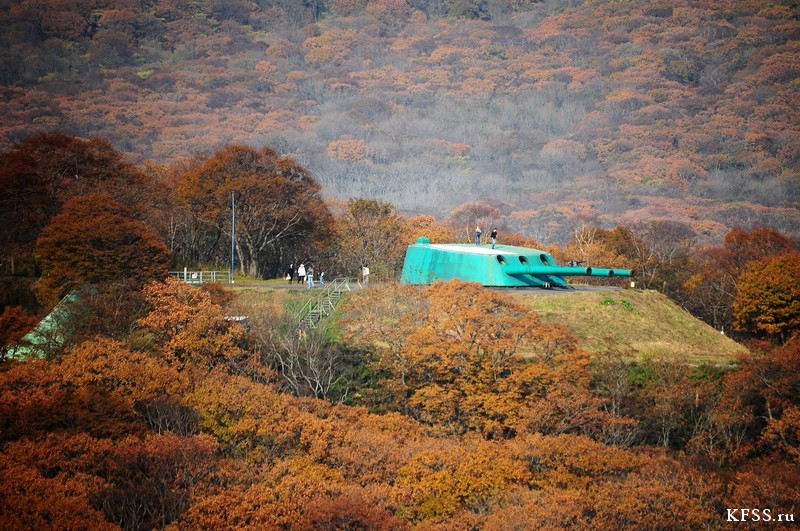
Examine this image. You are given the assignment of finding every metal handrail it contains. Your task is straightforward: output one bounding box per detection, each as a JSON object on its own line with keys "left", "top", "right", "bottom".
{"left": 296, "top": 277, "right": 354, "bottom": 329}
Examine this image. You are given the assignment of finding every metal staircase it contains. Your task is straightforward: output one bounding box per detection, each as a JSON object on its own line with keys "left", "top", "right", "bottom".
{"left": 296, "top": 278, "right": 354, "bottom": 330}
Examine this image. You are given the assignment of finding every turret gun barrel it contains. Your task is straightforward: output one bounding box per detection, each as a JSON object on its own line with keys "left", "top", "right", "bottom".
{"left": 503, "top": 265, "right": 632, "bottom": 277}
{"left": 585, "top": 267, "right": 632, "bottom": 277}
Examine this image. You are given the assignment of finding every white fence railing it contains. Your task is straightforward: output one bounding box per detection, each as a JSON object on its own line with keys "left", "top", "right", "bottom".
{"left": 169, "top": 270, "right": 232, "bottom": 284}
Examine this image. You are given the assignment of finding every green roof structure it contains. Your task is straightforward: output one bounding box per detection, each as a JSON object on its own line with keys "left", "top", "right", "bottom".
{"left": 400, "top": 237, "right": 631, "bottom": 288}
{"left": 5, "top": 292, "right": 80, "bottom": 361}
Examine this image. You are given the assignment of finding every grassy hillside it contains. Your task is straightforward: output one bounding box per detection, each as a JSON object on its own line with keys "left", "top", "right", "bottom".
{"left": 511, "top": 288, "right": 748, "bottom": 364}
{"left": 230, "top": 283, "right": 748, "bottom": 365}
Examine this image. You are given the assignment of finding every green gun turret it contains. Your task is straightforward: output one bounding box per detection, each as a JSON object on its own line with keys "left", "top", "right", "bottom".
{"left": 401, "top": 237, "right": 632, "bottom": 288}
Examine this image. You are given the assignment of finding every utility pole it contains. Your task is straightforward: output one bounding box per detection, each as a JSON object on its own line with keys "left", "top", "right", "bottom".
{"left": 231, "top": 191, "right": 235, "bottom": 284}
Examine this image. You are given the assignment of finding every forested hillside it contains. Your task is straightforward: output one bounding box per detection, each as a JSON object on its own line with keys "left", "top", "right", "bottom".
{"left": 1, "top": 0, "right": 798, "bottom": 243}
{"left": 3, "top": 279, "right": 800, "bottom": 528}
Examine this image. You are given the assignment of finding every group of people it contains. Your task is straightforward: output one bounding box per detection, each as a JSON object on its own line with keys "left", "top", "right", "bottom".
{"left": 286, "top": 262, "right": 325, "bottom": 288}
{"left": 475, "top": 226, "right": 499, "bottom": 249}
{"left": 284, "top": 225, "right": 496, "bottom": 289}
{"left": 285, "top": 262, "right": 372, "bottom": 288}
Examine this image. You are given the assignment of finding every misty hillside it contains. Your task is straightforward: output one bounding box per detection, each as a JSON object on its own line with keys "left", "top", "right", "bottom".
{"left": 1, "top": 0, "right": 798, "bottom": 244}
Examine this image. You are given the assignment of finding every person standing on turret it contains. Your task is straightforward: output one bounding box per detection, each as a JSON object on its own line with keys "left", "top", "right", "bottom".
{"left": 475, "top": 225, "right": 482, "bottom": 245}
{"left": 491, "top": 228, "right": 498, "bottom": 249}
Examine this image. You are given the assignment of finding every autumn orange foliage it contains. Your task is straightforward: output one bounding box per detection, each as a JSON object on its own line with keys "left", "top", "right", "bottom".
{"left": 2, "top": 0, "right": 800, "bottom": 524}
{"left": 34, "top": 193, "right": 170, "bottom": 305}
{"left": 2, "top": 276, "right": 800, "bottom": 528}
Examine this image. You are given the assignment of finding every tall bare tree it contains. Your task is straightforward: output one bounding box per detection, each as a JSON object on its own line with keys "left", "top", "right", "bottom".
{"left": 175, "top": 145, "right": 334, "bottom": 278}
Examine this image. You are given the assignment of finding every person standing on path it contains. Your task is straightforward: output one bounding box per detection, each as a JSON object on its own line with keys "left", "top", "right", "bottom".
{"left": 297, "top": 263, "right": 306, "bottom": 285}
{"left": 362, "top": 264, "right": 370, "bottom": 285}
{"left": 475, "top": 225, "right": 482, "bottom": 245}
{"left": 287, "top": 263, "right": 294, "bottom": 284}
{"left": 491, "top": 228, "right": 498, "bottom": 249}
{"left": 307, "top": 266, "right": 314, "bottom": 288}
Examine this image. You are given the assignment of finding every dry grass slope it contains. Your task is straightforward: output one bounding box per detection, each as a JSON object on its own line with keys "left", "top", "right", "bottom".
{"left": 512, "top": 288, "right": 748, "bottom": 365}
{"left": 231, "top": 284, "right": 748, "bottom": 365}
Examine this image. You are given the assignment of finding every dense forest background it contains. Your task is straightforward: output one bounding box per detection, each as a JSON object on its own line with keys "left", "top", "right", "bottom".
{"left": 1, "top": 0, "right": 799, "bottom": 244}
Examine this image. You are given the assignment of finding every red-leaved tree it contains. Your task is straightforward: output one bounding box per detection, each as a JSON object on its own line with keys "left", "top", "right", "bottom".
{"left": 34, "top": 193, "right": 170, "bottom": 305}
